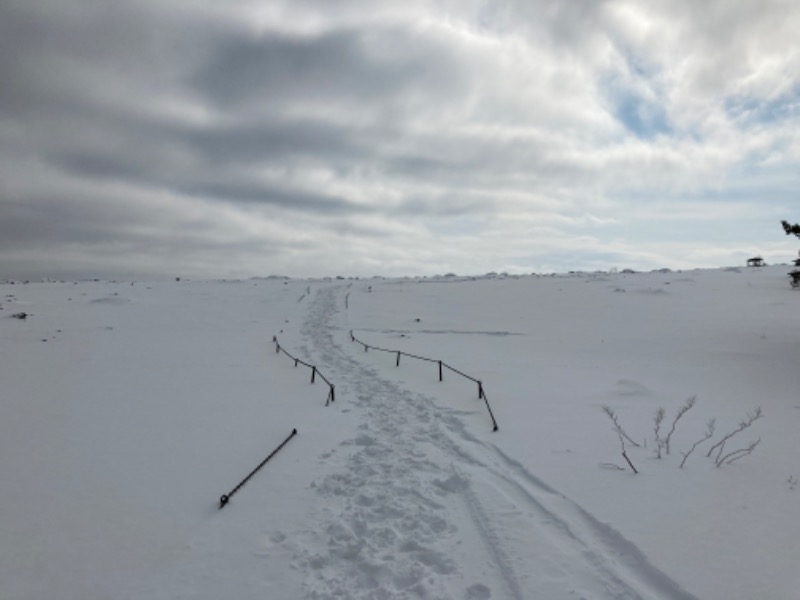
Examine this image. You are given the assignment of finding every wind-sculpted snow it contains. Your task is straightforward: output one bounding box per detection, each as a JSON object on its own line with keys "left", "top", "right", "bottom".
{"left": 292, "top": 286, "right": 698, "bottom": 599}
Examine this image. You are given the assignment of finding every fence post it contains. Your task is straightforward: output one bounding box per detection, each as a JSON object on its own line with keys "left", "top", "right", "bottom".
{"left": 364, "top": 344, "right": 368, "bottom": 353}
{"left": 486, "top": 398, "right": 499, "bottom": 432}
{"left": 294, "top": 358, "right": 298, "bottom": 367}
{"left": 275, "top": 342, "right": 280, "bottom": 353}
{"left": 438, "top": 361, "right": 443, "bottom": 382}
{"left": 311, "top": 366, "right": 316, "bottom": 383}
{"left": 396, "top": 351, "right": 401, "bottom": 367}
{"left": 330, "top": 385, "right": 335, "bottom": 403}
{"left": 478, "top": 381, "right": 484, "bottom": 399}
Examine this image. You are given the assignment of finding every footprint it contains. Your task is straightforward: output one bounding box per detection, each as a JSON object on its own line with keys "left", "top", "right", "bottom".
{"left": 254, "top": 530, "right": 287, "bottom": 557}
{"left": 268, "top": 531, "right": 287, "bottom": 544}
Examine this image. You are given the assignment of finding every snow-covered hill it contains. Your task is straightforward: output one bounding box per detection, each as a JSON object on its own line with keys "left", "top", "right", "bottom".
{"left": 2, "top": 267, "right": 798, "bottom": 599}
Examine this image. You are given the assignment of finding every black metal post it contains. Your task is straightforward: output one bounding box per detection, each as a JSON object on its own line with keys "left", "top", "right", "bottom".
{"left": 219, "top": 428, "right": 298, "bottom": 509}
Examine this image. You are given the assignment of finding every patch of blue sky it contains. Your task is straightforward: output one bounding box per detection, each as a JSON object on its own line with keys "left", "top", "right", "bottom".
{"left": 612, "top": 89, "right": 672, "bottom": 138}
{"left": 724, "top": 84, "right": 800, "bottom": 125}
{"left": 599, "top": 71, "right": 671, "bottom": 139}
{"left": 619, "top": 45, "right": 654, "bottom": 83}
{"left": 601, "top": 46, "right": 672, "bottom": 139}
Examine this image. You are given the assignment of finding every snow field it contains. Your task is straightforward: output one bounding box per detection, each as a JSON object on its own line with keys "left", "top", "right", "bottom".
{"left": 343, "top": 268, "right": 800, "bottom": 599}
{"left": 2, "top": 266, "right": 799, "bottom": 598}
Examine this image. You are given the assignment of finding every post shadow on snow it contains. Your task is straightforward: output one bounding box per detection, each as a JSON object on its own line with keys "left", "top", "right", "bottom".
{"left": 349, "top": 330, "right": 499, "bottom": 432}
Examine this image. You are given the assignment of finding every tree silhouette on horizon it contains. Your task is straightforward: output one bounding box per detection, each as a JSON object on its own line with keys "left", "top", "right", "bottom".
{"left": 782, "top": 220, "right": 800, "bottom": 238}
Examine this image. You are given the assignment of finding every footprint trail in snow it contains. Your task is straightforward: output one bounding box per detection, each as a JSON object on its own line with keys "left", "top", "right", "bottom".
{"left": 293, "top": 286, "right": 698, "bottom": 600}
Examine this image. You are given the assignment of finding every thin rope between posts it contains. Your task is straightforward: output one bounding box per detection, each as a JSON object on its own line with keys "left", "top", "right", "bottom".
{"left": 349, "top": 330, "right": 499, "bottom": 431}
{"left": 273, "top": 336, "right": 335, "bottom": 406}
{"left": 442, "top": 362, "right": 480, "bottom": 383}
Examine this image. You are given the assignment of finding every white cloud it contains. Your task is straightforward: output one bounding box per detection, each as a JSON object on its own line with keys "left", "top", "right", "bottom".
{"left": 1, "top": 0, "right": 799, "bottom": 279}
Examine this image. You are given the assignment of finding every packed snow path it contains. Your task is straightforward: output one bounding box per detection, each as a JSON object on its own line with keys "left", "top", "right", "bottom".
{"left": 293, "top": 286, "right": 698, "bottom": 600}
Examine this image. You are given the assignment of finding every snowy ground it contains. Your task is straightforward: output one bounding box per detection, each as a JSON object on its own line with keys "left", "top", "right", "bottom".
{"left": 2, "top": 266, "right": 799, "bottom": 599}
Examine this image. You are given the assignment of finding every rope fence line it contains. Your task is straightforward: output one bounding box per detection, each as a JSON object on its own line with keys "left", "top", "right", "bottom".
{"left": 218, "top": 428, "right": 298, "bottom": 509}
{"left": 349, "top": 330, "right": 499, "bottom": 431}
{"left": 273, "top": 336, "right": 336, "bottom": 406}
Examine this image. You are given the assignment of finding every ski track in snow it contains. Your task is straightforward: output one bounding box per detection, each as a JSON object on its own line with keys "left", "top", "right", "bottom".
{"left": 293, "top": 286, "right": 698, "bottom": 600}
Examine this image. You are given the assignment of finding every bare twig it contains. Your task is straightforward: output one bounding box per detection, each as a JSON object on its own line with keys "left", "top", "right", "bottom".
{"left": 653, "top": 407, "right": 665, "bottom": 458}
{"left": 680, "top": 418, "right": 715, "bottom": 468}
{"left": 665, "top": 396, "right": 696, "bottom": 455}
{"left": 602, "top": 406, "right": 641, "bottom": 448}
{"left": 706, "top": 407, "right": 763, "bottom": 462}
{"left": 717, "top": 438, "right": 761, "bottom": 467}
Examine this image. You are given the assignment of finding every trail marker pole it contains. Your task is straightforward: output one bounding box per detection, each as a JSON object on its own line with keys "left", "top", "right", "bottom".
{"left": 219, "top": 428, "right": 298, "bottom": 509}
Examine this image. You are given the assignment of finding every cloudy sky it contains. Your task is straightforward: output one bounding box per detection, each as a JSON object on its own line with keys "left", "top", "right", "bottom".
{"left": 2, "top": 0, "right": 799, "bottom": 280}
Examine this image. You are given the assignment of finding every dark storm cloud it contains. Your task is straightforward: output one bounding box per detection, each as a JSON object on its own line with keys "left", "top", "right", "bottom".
{"left": 178, "top": 181, "right": 370, "bottom": 215}
{"left": 0, "top": 1, "right": 197, "bottom": 116}
{"left": 0, "top": 196, "right": 138, "bottom": 251}
{"left": 191, "top": 26, "right": 467, "bottom": 109}
{"left": 392, "top": 194, "right": 495, "bottom": 219}
{"left": 51, "top": 152, "right": 153, "bottom": 186}
{"left": 0, "top": 5, "right": 45, "bottom": 114}
{"left": 185, "top": 119, "right": 368, "bottom": 167}
{"left": 48, "top": 153, "right": 368, "bottom": 218}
